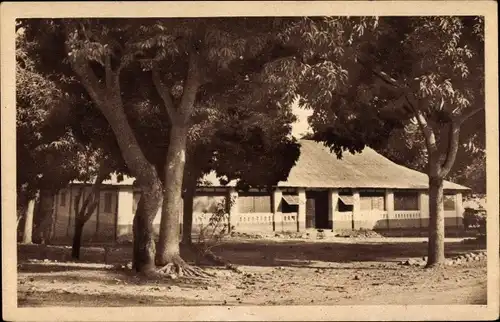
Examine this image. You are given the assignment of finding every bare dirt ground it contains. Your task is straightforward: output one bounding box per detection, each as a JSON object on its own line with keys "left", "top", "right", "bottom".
{"left": 17, "top": 237, "right": 487, "bottom": 306}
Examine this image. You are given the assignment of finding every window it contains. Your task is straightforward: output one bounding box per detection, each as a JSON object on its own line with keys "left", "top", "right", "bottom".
{"left": 60, "top": 191, "right": 66, "bottom": 207}
{"left": 338, "top": 194, "right": 354, "bottom": 212}
{"left": 104, "top": 193, "right": 113, "bottom": 213}
{"left": 238, "top": 193, "right": 271, "bottom": 213}
{"left": 444, "top": 195, "right": 456, "bottom": 211}
{"left": 394, "top": 192, "right": 419, "bottom": 211}
{"left": 360, "top": 194, "right": 385, "bottom": 211}
{"left": 281, "top": 194, "right": 299, "bottom": 213}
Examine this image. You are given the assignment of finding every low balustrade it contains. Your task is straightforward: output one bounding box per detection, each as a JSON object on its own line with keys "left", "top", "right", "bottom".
{"left": 392, "top": 210, "right": 421, "bottom": 219}
{"left": 233, "top": 212, "right": 274, "bottom": 232}
{"left": 278, "top": 212, "right": 298, "bottom": 223}
{"left": 336, "top": 211, "right": 356, "bottom": 221}
{"left": 355, "top": 210, "right": 388, "bottom": 230}
{"left": 388, "top": 210, "right": 421, "bottom": 228}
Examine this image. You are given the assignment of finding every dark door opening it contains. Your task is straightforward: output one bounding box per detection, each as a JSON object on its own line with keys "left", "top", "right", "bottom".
{"left": 306, "top": 191, "right": 330, "bottom": 229}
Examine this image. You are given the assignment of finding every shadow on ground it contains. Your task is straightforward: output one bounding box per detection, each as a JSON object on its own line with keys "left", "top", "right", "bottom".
{"left": 207, "top": 240, "right": 486, "bottom": 266}
{"left": 18, "top": 239, "right": 486, "bottom": 268}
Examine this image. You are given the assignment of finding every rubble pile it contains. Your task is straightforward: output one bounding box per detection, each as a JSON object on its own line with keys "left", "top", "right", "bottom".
{"left": 399, "top": 251, "right": 487, "bottom": 267}
{"left": 335, "top": 229, "right": 384, "bottom": 239}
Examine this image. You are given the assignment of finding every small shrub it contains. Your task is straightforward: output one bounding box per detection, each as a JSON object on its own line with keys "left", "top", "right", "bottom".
{"left": 463, "top": 207, "right": 486, "bottom": 234}
{"left": 195, "top": 196, "right": 236, "bottom": 255}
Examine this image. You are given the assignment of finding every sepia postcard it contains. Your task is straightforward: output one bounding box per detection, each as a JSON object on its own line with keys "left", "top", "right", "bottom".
{"left": 1, "top": 1, "right": 499, "bottom": 321}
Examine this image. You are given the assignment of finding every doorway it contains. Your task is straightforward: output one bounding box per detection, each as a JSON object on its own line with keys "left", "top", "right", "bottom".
{"left": 305, "top": 191, "right": 330, "bottom": 229}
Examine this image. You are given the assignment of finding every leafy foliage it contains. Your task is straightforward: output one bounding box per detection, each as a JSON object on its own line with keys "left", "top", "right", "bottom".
{"left": 17, "top": 32, "right": 99, "bottom": 197}
{"left": 463, "top": 207, "right": 486, "bottom": 234}
{"left": 195, "top": 196, "right": 236, "bottom": 253}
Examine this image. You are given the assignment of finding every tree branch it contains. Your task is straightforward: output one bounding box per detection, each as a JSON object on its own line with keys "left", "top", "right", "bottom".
{"left": 439, "top": 121, "right": 461, "bottom": 177}
{"left": 151, "top": 63, "right": 176, "bottom": 122}
{"left": 178, "top": 51, "right": 202, "bottom": 123}
{"left": 74, "top": 186, "right": 84, "bottom": 218}
{"left": 356, "top": 56, "right": 402, "bottom": 89}
{"left": 405, "top": 95, "right": 439, "bottom": 159}
{"left": 79, "top": 164, "right": 111, "bottom": 222}
{"left": 455, "top": 106, "right": 484, "bottom": 125}
{"left": 63, "top": 22, "right": 106, "bottom": 105}
{"left": 104, "top": 53, "right": 114, "bottom": 88}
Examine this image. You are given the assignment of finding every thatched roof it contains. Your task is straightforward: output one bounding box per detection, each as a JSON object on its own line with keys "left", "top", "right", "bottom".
{"left": 202, "top": 140, "right": 469, "bottom": 191}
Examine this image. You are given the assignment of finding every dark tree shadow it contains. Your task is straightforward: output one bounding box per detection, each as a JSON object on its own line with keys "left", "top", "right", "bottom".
{"left": 18, "top": 239, "right": 486, "bottom": 269}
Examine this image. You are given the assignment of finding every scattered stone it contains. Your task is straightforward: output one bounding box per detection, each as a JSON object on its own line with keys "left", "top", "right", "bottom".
{"left": 126, "top": 262, "right": 133, "bottom": 270}
{"left": 168, "top": 285, "right": 181, "bottom": 291}
{"left": 353, "top": 275, "right": 360, "bottom": 280}
{"left": 43, "top": 259, "right": 49, "bottom": 263}
{"left": 334, "top": 229, "right": 384, "bottom": 239}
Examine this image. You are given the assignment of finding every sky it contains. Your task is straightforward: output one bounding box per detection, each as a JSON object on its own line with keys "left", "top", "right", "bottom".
{"left": 290, "top": 100, "right": 313, "bottom": 139}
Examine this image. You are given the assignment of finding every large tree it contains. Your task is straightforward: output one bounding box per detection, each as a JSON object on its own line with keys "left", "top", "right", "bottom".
{"left": 296, "top": 16, "right": 484, "bottom": 267}
{"left": 19, "top": 18, "right": 311, "bottom": 275}
{"left": 133, "top": 18, "right": 311, "bottom": 269}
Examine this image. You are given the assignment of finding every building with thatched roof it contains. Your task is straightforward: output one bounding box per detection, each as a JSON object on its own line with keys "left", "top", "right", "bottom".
{"left": 50, "top": 140, "right": 469, "bottom": 242}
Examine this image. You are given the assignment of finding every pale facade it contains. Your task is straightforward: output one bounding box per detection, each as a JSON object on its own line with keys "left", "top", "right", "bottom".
{"left": 50, "top": 140, "right": 469, "bottom": 242}
{"left": 51, "top": 184, "right": 465, "bottom": 242}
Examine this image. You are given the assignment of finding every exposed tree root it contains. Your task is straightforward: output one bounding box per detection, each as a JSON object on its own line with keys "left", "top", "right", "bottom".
{"left": 156, "top": 254, "right": 215, "bottom": 279}
{"left": 425, "top": 262, "right": 446, "bottom": 269}
{"left": 191, "top": 244, "right": 244, "bottom": 274}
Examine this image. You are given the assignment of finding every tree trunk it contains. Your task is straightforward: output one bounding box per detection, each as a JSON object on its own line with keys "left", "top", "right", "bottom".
{"left": 156, "top": 125, "right": 188, "bottom": 265}
{"left": 427, "top": 176, "right": 445, "bottom": 267}
{"left": 133, "top": 186, "right": 162, "bottom": 273}
{"left": 35, "top": 190, "right": 55, "bottom": 245}
{"left": 67, "top": 53, "right": 163, "bottom": 273}
{"left": 182, "top": 180, "right": 196, "bottom": 245}
{"left": 100, "top": 99, "right": 163, "bottom": 273}
{"left": 22, "top": 197, "right": 36, "bottom": 244}
{"left": 72, "top": 219, "right": 85, "bottom": 259}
